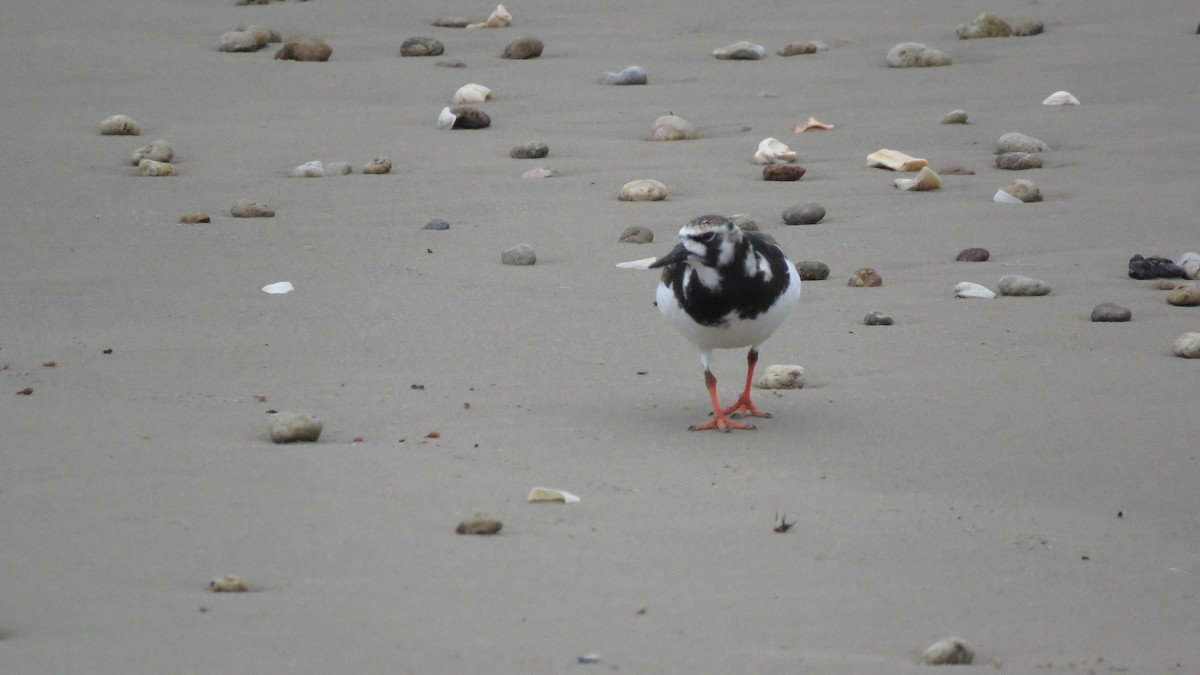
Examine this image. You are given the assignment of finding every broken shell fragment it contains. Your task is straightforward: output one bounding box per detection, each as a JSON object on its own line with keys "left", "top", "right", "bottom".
{"left": 753, "top": 138, "right": 796, "bottom": 165}
{"left": 436, "top": 106, "right": 457, "bottom": 130}
{"left": 954, "top": 282, "right": 995, "bottom": 299}
{"left": 619, "top": 178, "right": 667, "bottom": 201}
{"left": 452, "top": 83, "right": 492, "bottom": 104}
{"left": 993, "top": 189, "right": 1024, "bottom": 204}
{"left": 131, "top": 139, "right": 174, "bottom": 165}
{"left": 100, "top": 114, "right": 140, "bottom": 135}
{"left": 522, "top": 167, "right": 559, "bottom": 178}
{"left": 598, "top": 65, "right": 647, "bottom": 85}
{"left": 615, "top": 257, "right": 658, "bottom": 270}
{"left": 893, "top": 165, "right": 940, "bottom": 191}
{"left": 290, "top": 160, "right": 325, "bottom": 177}
{"left": 867, "top": 149, "right": 927, "bottom": 171}
{"left": 466, "top": 4, "right": 511, "bottom": 29}
{"left": 793, "top": 116, "right": 834, "bottom": 132}
{"left": 362, "top": 157, "right": 392, "bottom": 174}
{"left": 209, "top": 574, "right": 248, "bottom": 593}
{"left": 1042, "top": 90, "right": 1080, "bottom": 105}
{"left": 528, "top": 487, "right": 581, "bottom": 503}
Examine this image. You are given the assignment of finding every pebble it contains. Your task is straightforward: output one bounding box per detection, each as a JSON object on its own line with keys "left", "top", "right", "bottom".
{"left": 848, "top": 268, "right": 883, "bottom": 287}
{"left": 456, "top": 517, "right": 503, "bottom": 535}
{"left": 522, "top": 167, "right": 559, "bottom": 179}
{"left": 423, "top": 218, "right": 450, "bottom": 230}
{"left": 274, "top": 37, "right": 332, "bottom": 62}
{"left": 996, "top": 132, "right": 1049, "bottom": 154}
{"left": 940, "top": 109, "right": 969, "bottom": 124}
{"left": 452, "top": 83, "right": 492, "bottom": 104}
{"left": 652, "top": 114, "right": 697, "bottom": 141}
{"left": 219, "top": 30, "right": 260, "bottom": 53}
{"left": 939, "top": 166, "right": 975, "bottom": 175}
{"left": 956, "top": 12, "right": 1013, "bottom": 39}
{"left": 998, "top": 274, "right": 1051, "bottom": 296}
{"left": 762, "top": 165, "right": 806, "bottom": 181}
{"left": 1000, "top": 178, "right": 1042, "bottom": 203}
{"left": 756, "top": 365, "right": 806, "bottom": 389}
{"left": 886, "top": 42, "right": 952, "bottom": 67}
{"left": 730, "top": 214, "right": 758, "bottom": 231}
{"left": 619, "top": 178, "right": 667, "bottom": 201}
{"left": 400, "top": 37, "right": 444, "bottom": 56}
{"left": 795, "top": 261, "right": 830, "bottom": 281}
{"left": 1146, "top": 279, "right": 1182, "bottom": 290}
{"left": 776, "top": 42, "right": 820, "bottom": 56}
{"left": 996, "top": 152, "right": 1042, "bottom": 170}
{"left": 619, "top": 226, "right": 653, "bottom": 243}
{"left": 1013, "top": 20, "right": 1045, "bottom": 36}
{"left": 131, "top": 139, "right": 174, "bottom": 165}
{"left": 782, "top": 202, "right": 825, "bottom": 225}
{"left": 325, "top": 162, "right": 352, "bottom": 176}
{"left": 510, "top": 142, "right": 549, "bottom": 159}
{"left": 100, "top": 114, "right": 140, "bottom": 135}
{"left": 1091, "top": 303, "right": 1132, "bottom": 322}
{"left": 449, "top": 106, "right": 490, "bottom": 129}
{"left": 1167, "top": 285, "right": 1200, "bottom": 306}
{"left": 502, "top": 37, "right": 543, "bottom": 59}
{"left": 501, "top": 243, "right": 537, "bottom": 265}
{"left": 1128, "top": 254, "right": 1186, "bottom": 280}
{"left": 231, "top": 199, "right": 274, "bottom": 218}
{"left": 269, "top": 413, "right": 323, "bottom": 443}
{"left": 209, "top": 574, "right": 249, "bottom": 593}
{"left": 1172, "top": 332, "right": 1200, "bottom": 358}
{"left": 1179, "top": 252, "right": 1200, "bottom": 279}
{"left": 954, "top": 282, "right": 995, "bottom": 299}
{"left": 179, "top": 213, "right": 210, "bottom": 224}
{"left": 362, "top": 157, "right": 392, "bottom": 175}
{"left": 599, "top": 65, "right": 647, "bottom": 85}
{"left": 712, "top": 41, "right": 765, "bottom": 60}
{"left": 956, "top": 248, "right": 990, "bottom": 262}
{"left": 435, "top": 60, "right": 467, "bottom": 68}
{"left": 432, "top": 16, "right": 471, "bottom": 28}
{"left": 863, "top": 311, "right": 894, "bottom": 326}
{"left": 137, "top": 159, "right": 177, "bottom": 176}
{"left": 921, "top": 637, "right": 975, "bottom": 666}
{"left": 290, "top": 160, "right": 325, "bottom": 177}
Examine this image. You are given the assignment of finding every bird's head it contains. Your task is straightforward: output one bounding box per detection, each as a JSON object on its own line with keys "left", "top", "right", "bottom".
{"left": 648, "top": 215, "right": 743, "bottom": 271}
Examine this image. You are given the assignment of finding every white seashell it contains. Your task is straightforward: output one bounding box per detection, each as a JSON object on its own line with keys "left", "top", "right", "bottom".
{"left": 467, "top": 4, "right": 511, "bottom": 28}
{"left": 753, "top": 138, "right": 796, "bottom": 165}
{"left": 436, "top": 106, "right": 457, "bottom": 130}
{"left": 993, "top": 189, "right": 1023, "bottom": 204}
{"left": 954, "top": 282, "right": 995, "bottom": 299}
{"left": 290, "top": 160, "right": 325, "bottom": 177}
{"left": 528, "top": 487, "right": 580, "bottom": 503}
{"left": 522, "top": 167, "right": 560, "bottom": 179}
{"left": 615, "top": 257, "right": 659, "bottom": 270}
{"left": 893, "top": 166, "right": 940, "bottom": 191}
{"left": 209, "top": 574, "right": 248, "bottom": 593}
{"left": 262, "top": 281, "right": 294, "bottom": 294}
{"left": 1042, "top": 90, "right": 1080, "bottom": 106}
{"left": 1176, "top": 252, "right": 1200, "bottom": 280}
{"left": 867, "top": 148, "right": 927, "bottom": 171}
{"left": 452, "top": 83, "right": 492, "bottom": 104}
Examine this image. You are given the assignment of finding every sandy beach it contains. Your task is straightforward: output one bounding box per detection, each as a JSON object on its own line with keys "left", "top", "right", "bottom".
{"left": 2, "top": 0, "right": 1199, "bottom": 672}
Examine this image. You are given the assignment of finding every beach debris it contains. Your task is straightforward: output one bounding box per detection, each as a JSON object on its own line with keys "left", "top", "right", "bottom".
{"left": 436, "top": 107, "right": 457, "bottom": 130}
{"left": 615, "top": 257, "right": 658, "bottom": 270}
{"left": 619, "top": 226, "right": 654, "bottom": 243}
{"left": 423, "top": 218, "right": 450, "bottom": 230}
{"left": 939, "top": 165, "right": 975, "bottom": 175}
{"left": 996, "top": 132, "right": 1049, "bottom": 154}
{"left": 100, "top": 114, "right": 140, "bottom": 135}
{"left": 209, "top": 574, "right": 248, "bottom": 593}
{"left": 1091, "top": 303, "right": 1132, "bottom": 322}
{"left": 920, "top": 637, "right": 975, "bottom": 665}
{"left": 774, "top": 513, "right": 795, "bottom": 532}
{"left": 763, "top": 165, "right": 806, "bottom": 181}
{"left": 955, "top": 248, "right": 990, "bottom": 262}
{"left": 940, "top": 109, "right": 968, "bottom": 124}
{"left": 995, "top": 152, "right": 1042, "bottom": 170}
{"left": 400, "top": 37, "right": 444, "bottom": 57}
{"left": 274, "top": 37, "right": 332, "bottom": 62}
{"left": 999, "top": 178, "right": 1042, "bottom": 203}
{"left": 867, "top": 148, "right": 928, "bottom": 171}
{"left": 599, "top": 65, "right": 647, "bottom": 85}
{"left": 362, "top": 157, "right": 392, "bottom": 175}
{"left": 998, "top": 274, "right": 1051, "bottom": 296}
{"left": 231, "top": 199, "right": 274, "bottom": 218}
{"left": 131, "top": 139, "right": 174, "bottom": 165}
{"left": 1173, "top": 333, "right": 1200, "bottom": 358}
{"left": 502, "top": 36, "right": 543, "bottom": 59}
{"left": 894, "top": 166, "right": 941, "bottom": 191}
{"left": 510, "top": 141, "right": 548, "bottom": 159}
{"left": 528, "top": 487, "right": 581, "bottom": 503}
{"left": 1042, "top": 90, "right": 1080, "bottom": 106}
{"left": 652, "top": 114, "right": 697, "bottom": 141}
{"left": 1146, "top": 279, "right": 1181, "bottom": 290}
{"left": 180, "top": 213, "right": 210, "bottom": 224}
{"left": 1128, "top": 254, "right": 1186, "bottom": 280}
{"left": 452, "top": 83, "right": 492, "bottom": 104}
{"left": 290, "top": 160, "right": 325, "bottom": 178}
{"left": 796, "top": 260, "right": 830, "bottom": 280}
{"left": 269, "top": 412, "right": 323, "bottom": 443}
{"left": 864, "top": 310, "right": 894, "bottom": 325}
{"left": 793, "top": 116, "right": 835, "bottom": 132}
{"left": 886, "top": 42, "right": 951, "bottom": 67}
{"left": 620, "top": 179, "right": 667, "bottom": 201}
{"left": 993, "top": 189, "right": 1024, "bottom": 204}
{"left": 436, "top": 60, "right": 467, "bottom": 68}
{"left": 757, "top": 365, "right": 806, "bottom": 389}
{"left": 522, "top": 167, "right": 559, "bottom": 178}
{"left": 577, "top": 653, "right": 602, "bottom": 664}
{"left": 956, "top": 12, "right": 1013, "bottom": 39}
{"left": 1167, "top": 285, "right": 1200, "bottom": 306}
{"left": 954, "top": 282, "right": 995, "bottom": 299}
{"left": 456, "top": 515, "right": 503, "bottom": 535}
{"left": 137, "top": 159, "right": 176, "bottom": 176}
{"left": 467, "top": 4, "right": 511, "bottom": 29}
{"left": 848, "top": 268, "right": 883, "bottom": 287}
{"left": 777, "top": 42, "right": 824, "bottom": 56}
{"left": 753, "top": 138, "right": 796, "bottom": 165}
{"left": 782, "top": 202, "right": 825, "bottom": 225}
{"left": 1176, "top": 252, "right": 1200, "bottom": 279}
{"left": 713, "top": 41, "right": 765, "bottom": 60}
{"left": 261, "top": 281, "right": 294, "bottom": 294}
{"left": 501, "top": 243, "right": 536, "bottom": 265}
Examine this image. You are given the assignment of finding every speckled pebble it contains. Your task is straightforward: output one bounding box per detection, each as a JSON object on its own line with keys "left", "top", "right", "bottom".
{"left": 996, "top": 152, "right": 1042, "bottom": 170}
{"left": 848, "top": 268, "right": 883, "bottom": 287}
{"left": 940, "top": 109, "right": 968, "bottom": 124}
{"left": 274, "top": 37, "right": 332, "bottom": 62}
{"left": 230, "top": 199, "right": 274, "bottom": 218}
{"left": 100, "top": 114, "right": 140, "bottom": 135}
{"left": 502, "top": 243, "right": 537, "bottom": 265}
{"left": 510, "top": 142, "right": 549, "bottom": 159}
{"left": 886, "top": 42, "right": 951, "bottom": 67}
{"left": 619, "top": 178, "right": 667, "bottom": 201}
{"left": 796, "top": 260, "right": 830, "bottom": 281}
{"left": 730, "top": 214, "right": 759, "bottom": 231}
{"left": 756, "top": 365, "right": 806, "bottom": 389}
{"left": 956, "top": 248, "right": 990, "bottom": 262}
{"left": 1172, "top": 332, "right": 1200, "bottom": 358}
{"left": 782, "top": 202, "right": 825, "bottom": 225}
{"left": 921, "top": 637, "right": 974, "bottom": 666}
{"left": 502, "top": 37, "right": 543, "bottom": 59}
{"left": 449, "top": 106, "right": 491, "bottom": 129}
{"left": 1091, "top": 303, "right": 1131, "bottom": 322}
{"left": 998, "top": 274, "right": 1051, "bottom": 296}
{"left": 762, "top": 165, "right": 806, "bottom": 181}
{"left": 362, "top": 157, "right": 392, "bottom": 174}
{"left": 713, "top": 41, "right": 766, "bottom": 60}
{"left": 423, "top": 218, "right": 450, "bottom": 231}
{"left": 1000, "top": 178, "right": 1042, "bottom": 203}
{"left": 400, "top": 37, "right": 444, "bottom": 56}
{"left": 619, "top": 226, "right": 653, "bottom": 243}
{"left": 269, "top": 412, "right": 323, "bottom": 443}
{"left": 1167, "top": 285, "right": 1200, "bottom": 306}
{"left": 863, "top": 311, "right": 894, "bottom": 326}
{"left": 996, "top": 132, "right": 1049, "bottom": 154}
{"left": 179, "top": 213, "right": 210, "bottom": 224}
{"left": 432, "top": 16, "right": 472, "bottom": 28}
{"left": 652, "top": 114, "right": 697, "bottom": 141}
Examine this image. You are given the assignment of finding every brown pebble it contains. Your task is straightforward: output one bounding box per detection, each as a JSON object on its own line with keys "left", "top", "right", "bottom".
{"left": 16, "top": 387, "right": 33, "bottom": 396}
{"left": 762, "top": 165, "right": 806, "bottom": 181}
{"left": 1167, "top": 285, "right": 1200, "bottom": 306}
{"left": 956, "top": 247, "right": 990, "bottom": 262}
{"left": 796, "top": 260, "right": 830, "bottom": 281}
{"left": 848, "top": 268, "right": 883, "bottom": 287}
{"left": 425, "top": 431, "right": 441, "bottom": 439}
{"left": 230, "top": 199, "right": 274, "bottom": 218}
{"left": 619, "top": 226, "right": 654, "bottom": 243}
{"left": 179, "top": 213, "right": 211, "bottom": 224}
{"left": 502, "top": 37, "right": 543, "bottom": 59}
{"left": 435, "top": 60, "right": 467, "bottom": 68}
{"left": 43, "top": 361, "right": 56, "bottom": 368}
{"left": 938, "top": 165, "right": 976, "bottom": 175}
{"left": 456, "top": 518, "right": 503, "bottom": 535}
{"left": 274, "top": 37, "right": 332, "bottom": 62}
{"left": 776, "top": 42, "right": 818, "bottom": 56}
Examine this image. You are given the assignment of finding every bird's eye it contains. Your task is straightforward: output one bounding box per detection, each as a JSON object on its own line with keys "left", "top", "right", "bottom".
{"left": 697, "top": 231, "right": 716, "bottom": 243}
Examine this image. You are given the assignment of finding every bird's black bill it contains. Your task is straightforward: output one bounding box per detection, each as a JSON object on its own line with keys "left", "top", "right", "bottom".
{"left": 649, "top": 243, "right": 690, "bottom": 269}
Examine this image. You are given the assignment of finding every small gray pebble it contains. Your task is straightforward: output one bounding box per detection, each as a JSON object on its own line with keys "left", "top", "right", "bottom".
{"left": 795, "top": 260, "right": 830, "bottom": 281}
{"left": 996, "top": 152, "right": 1043, "bottom": 170}
{"left": 940, "top": 109, "right": 968, "bottom": 124}
{"left": 502, "top": 37, "right": 543, "bottom": 59}
{"left": 955, "top": 247, "right": 990, "bottom": 262}
{"left": 730, "top": 214, "right": 758, "bottom": 231}
{"left": 619, "top": 226, "right": 653, "bottom": 243}
{"left": 996, "top": 132, "right": 1049, "bottom": 154}
{"left": 863, "top": 310, "right": 894, "bottom": 326}
{"left": 423, "top": 218, "right": 450, "bottom": 230}
{"left": 269, "top": 413, "right": 323, "bottom": 444}
{"left": 998, "top": 274, "right": 1051, "bottom": 296}
{"left": 921, "top": 637, "right": 974, "bottom": 666}
{"left": 782, "top": 202, "right": 825, "bottom": 225}
{"left": 1091, "top": 303, "right": 1131, "bottom": 322}
{"left": 510, "top": 142, "right": 549, "bottom": 159}
{"left": 400, "top": 37, "right": 444, "bottom": 57}
{"left": 435, "top": 60, "right": 467, "bottom": 68}
{"left": 501, "top": 243, "right": 537, "bottom": 265}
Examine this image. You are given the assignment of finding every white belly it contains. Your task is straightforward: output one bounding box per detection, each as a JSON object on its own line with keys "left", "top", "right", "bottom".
{"left": 656, "top": 259, "right": 800, "bottom": 351}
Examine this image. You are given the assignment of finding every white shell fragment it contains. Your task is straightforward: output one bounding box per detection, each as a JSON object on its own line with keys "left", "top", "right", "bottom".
{"left": 893, "top": 166, "right": 940, "bottom": 191}
{"left": 615, "top": 257, "right": 658, "bottom": 270}
{"left": 1178, "top": 252, "right": 1200, "bottom": 280}
{"left": 921, "top": 637, "right": 975, "bottom": 666}
{"left": 1042, "top": 90, "right": 1080, "bottom": 105}
{"left": 290, "top": 160, "right": 325, "bottom": 177}
{"left": 262, "top": 281, "right": 294, "bottom": 294}
{"left": 756, "top": 364, "right": 806, "bottom": 389}
{"left": 753, "top": 138, "right": 796, "bottom": 165}
{"left": 528, "top": 487, "right": 580, "bottom": 503}
{"left": 209, "top": 574, "right": 249, "bottom": 593}
{"left": 522, "top": 167, "right": 560, "bottom": 179}
{"left": 466, "top": 4, "right": 511, "bottom": 29}
{"left": 867, "top": 148, "right": 927, "bottom": 171}
{"left": 954, "top": 282, "right": 995, "bottom": 299}
{"left": 436, "top": 107, "right": 457, "bottom": 130}
{"left": 452, "top": 83, "right": 492, "bottom": 104}
{"left": 993, "top": 189, "right": 1024, "bottom": 204}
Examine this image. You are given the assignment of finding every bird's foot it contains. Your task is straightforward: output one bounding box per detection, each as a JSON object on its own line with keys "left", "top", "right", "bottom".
{"left": 689, "top": 415, "right": 756, "bottom": 432}
{"left": 721, "top": 396, "right": 772, "bottom": 419}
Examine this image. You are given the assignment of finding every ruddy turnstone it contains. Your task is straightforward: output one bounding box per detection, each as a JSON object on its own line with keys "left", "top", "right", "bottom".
{"left": 649, "top": 215, "right": 801, "bottom": 431}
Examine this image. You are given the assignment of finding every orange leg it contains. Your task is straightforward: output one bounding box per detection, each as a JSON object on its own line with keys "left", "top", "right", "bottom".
{"left": 690, "top": 369, "right": 756, "bottom": 432}
{"left": 721, "top": 348, "right": 772, "bottom": 419}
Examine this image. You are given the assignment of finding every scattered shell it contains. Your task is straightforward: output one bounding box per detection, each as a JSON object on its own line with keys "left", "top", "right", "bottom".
{"left": 996, "top": 132, "right": 1049, "bottom": 154}
{"left": 466, "top": 4, "right": 512, "bottom": 29}
{"left": 423, "top": 218, "right": 450, "bottom": 231}
{"left": 209, "top": 574, "right": 248, "bottom": 593}
{"left": 993, "top": 189, "right": 1024, "bottom": 204}
{"left": 362, "top": 157, "right": 392, "bottom": 175}
{"left": 921, "top": 637, "right": 974, "bottom": 666}
{"left": 290, "top": 160, "right": 325, "bottom": 177}
{"left": 1013, "top": 20, "right": 1045, "bottom": 36}
{"left": 230, "top": 199, "right": 274, "bottom": 218}
{"left": 867, "top": 149, "right": 928, "bottom": 171}
{"left": 886, "top": 42, "right": 951, "bottom": 67}
{"left": 753, "top": 138, "right": 796, "bottom": 165}
{"left": 262, "top": 282, "right": 293, "bottom": 294}
{"left": 848, "top": 268, "right": 883, "bottom": 287}
{"left": 893, "top": 166, "right": 940, "bottom": 191}
{"left": 782, "top": 202, "right": 825, "bottom": 225}
{"left": 763, "top": 165, "right": 806, "bottom": 181}
{"left": 956, "top": 248, "right": 990, "bottom": 262}
{"left": 452, "top": 83, "right": 492, "bottom": 104}
{"left": 998, "top": 274, "right": 1051, "bottom": 296}
{"left": 756, "top": 365, "right": 806, "bottom": 389}
{"left": 1091, "top": 303, "right": 1132, "bottom": 322}
{"left": 619, "top": 226, "right": 654, "bottom": 243}
{"left": 501, "top": 37, "right": 543, "bottom": 59}
{"left": 456, "top": 516, "right": 503, "bottom": 535}
{"left": 522, "top": 167, "right": 559, "bottom": 179}
{"left": 269, "top": 413, "right": 323, "bottom": 443}
{"left": 996, "top": 152, "right": 1042, "bottom": 170}
{"left": 1172, "top": 332, "right": 1200, "bottom": 358}
{"left": 777, "top": 42, "right": 819, "bottom": 56}
{"left": 940, "top": 109, "right": 969, "bottom": 124}
{"left": 527, "top": 487, "right": 581, "bottom": 503}
{"left": 137, "top": 159, "right": 176, "bottom": 176}
{"left": 218, "top": 30, "right": 260, "bottom": 53}
{"left": 510, "top": 142, "right": 549, "bottom": 159}
{"left": 179, "top": 213, "right": 210, "bottom": 224}
{"left": 448, "top": 106, "right": 490, "bottom": 129}
{"left": 598, "top": 65, "right": 647, "bottom": 85}
{"left": 1178, "top": 252, "right": 1200, "bottom": 279}
{"left": 620, "top": 178, "right": 667, "bottom": 201}
{"left": 796, "top": 260, "right": 830, "bottom": 281}
{"left": 863, "top": 310, "right": 894, "bottom": 326}
{"left": 1166, "top": 285, "right": 1200, "bottom": 306}
{"left": 652, "top": 114, "right": 697, "bottom": 141}
{"left": 713, "top": 41, "right": 765, "bottom": 60}
{"left": 131, "top": 139, "right": 174, "bottom": 165}
{"left": 793, "top": 116, "right": 834, "bottom": 132}
{"left": 1000, "top": 178, "right": 1042, "bottom": 203}
{"left": 501, "top": 243, "right": 536, "bottom": 265}
{"left": 1042, "top": 90, "right": 1080, "bottom": 106}
{"left": 954, "top": 282, "right": 995, "bottom": 299}
{"left": 400, "top": 37, "right": 444, "bottom": 57}
{"left": 325, "top": 162, "right": 352, "bottom": 176}
{"left": 436, "top": 107, "right": 458, "bottom": 130}
{"left": 274, "top": 38, "right": 332, "bottom": 62}
{"left": 956, "top": 12, "right": 1013, "bottom": 39}
{"left": 100, "top": 114, "right": 140, "bottom": 136}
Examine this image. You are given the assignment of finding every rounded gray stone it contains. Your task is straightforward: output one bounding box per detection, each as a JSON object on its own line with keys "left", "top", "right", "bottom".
{"left": 795, "top": 260, "right": 830, "bottom": 280}
{"left": 618, "top": 226, "right": 653, "bottom": 243}
{"left": 1090, "top": 303, "right": 1131, "bottom": 322}
{"left": 996, "top": 132, "right": 1049, "bottom": 154}
{"left": 782, "top": 202, "right": 825, "bottom": 225}
{"left": 863, "top": 311, "right": 894, "bottom": 326}
{"left": 423, "top": 218, "right": 450, "bottom": 230}
{"left": 997, "top": 274, "right": 1051, "bottom": 296}
{"left": 956, "top": 247, "right": 990, "bottom": 262}
{"left": 510, "top": 142, "right": 549, "bottom": 159}
{"left": 501, "top": 243, "right": 537, "bottom": 265}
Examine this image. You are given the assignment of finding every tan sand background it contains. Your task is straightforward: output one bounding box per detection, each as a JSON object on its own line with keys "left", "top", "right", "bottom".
{"left": 1, "top": 0, "right": 1198, "bottom": 672}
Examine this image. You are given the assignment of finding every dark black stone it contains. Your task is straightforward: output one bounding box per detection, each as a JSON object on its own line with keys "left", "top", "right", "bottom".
{"left": 956, "top": 247, "right": 990, "bottom": 262}
{"left": 1128, "top": 254, "right": 1185, "bottom": 279}
{"left": 423, "top": 218, "right": 450, "bottom": 230}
